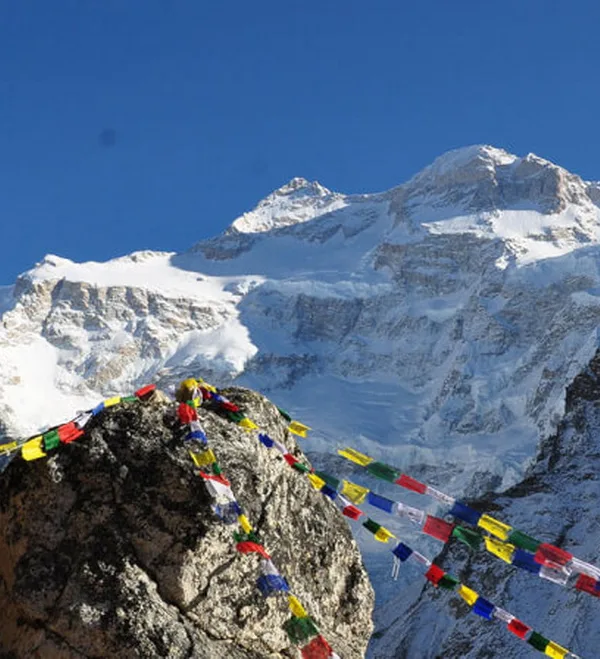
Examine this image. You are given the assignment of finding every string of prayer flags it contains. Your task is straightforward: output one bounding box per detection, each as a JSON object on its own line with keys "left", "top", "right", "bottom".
{"left": 337, "top": 445, "right": 600, "bottom": 591}
{"left": 174, "top": 382, "right": 336, "bottom": 657}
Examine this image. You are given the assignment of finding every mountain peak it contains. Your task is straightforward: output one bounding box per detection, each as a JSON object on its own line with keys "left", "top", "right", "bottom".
{"left": 227, "top": 177, "right": 341, "bottom": 235}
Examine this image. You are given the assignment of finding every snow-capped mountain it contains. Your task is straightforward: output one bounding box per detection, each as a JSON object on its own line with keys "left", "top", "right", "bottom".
{"left": 4, "top": 146, "right": 600, "bottom": 492}
{"left": 4, "top": 144, "right": 600, "bottom": 655}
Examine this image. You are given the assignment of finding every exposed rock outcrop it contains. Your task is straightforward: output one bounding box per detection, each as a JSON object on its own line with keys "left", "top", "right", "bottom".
{"left": 0, "top": 388, "right": 373, "bottom": 658}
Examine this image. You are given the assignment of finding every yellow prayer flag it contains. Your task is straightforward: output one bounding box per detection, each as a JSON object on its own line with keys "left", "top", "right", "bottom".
{"left": 238, "top": 514, "right": 253, "bottom": 534}
{"left": 341, "top": 480, "right": 369, "bottom": 505}
{"left": 0, "top": 441, "right": 18, "bottom": 454}
{"left": 484, "top": 536, "right": 515, "bottom": 564}
{"left": 288, "top": 595, "right": 308, "bottom": 618}
{"left": 238, "top": 418, "right": 258, "bottom": 430}
{"left": 337, "top": 447, "right": 374, "bottom": 467}
{"left": 458, "top": 584, "right": 478, "bottom": 606}
{"left": 198, "top": 379, "right": 217, "bottom": 393}
{"left": 307, "top": 473, "right": 326, "bottom": 490}
{"left": 288, "top": 421, "right": 311, "bottom": 437}
{"left": 103, "top": 396, "right": 121, "bottom": 408}
{"left": 374, "top": 526, "right": 396, "bottom": 543}
{"left": 22, "top": 436, "right": 46, "bottom": 461}
{"left": 189, "top": 448, "right": 217, "bottom": 468}
{"left": 478, "top": 514, "right": 512, "bottom": 540}
{"left": 545, "top": 641, "right": 568, "bottom": 659}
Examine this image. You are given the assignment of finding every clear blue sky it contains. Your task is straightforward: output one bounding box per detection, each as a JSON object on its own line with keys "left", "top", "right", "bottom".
{"left": 1, "top": 0, "right": 600, "bottom": 284}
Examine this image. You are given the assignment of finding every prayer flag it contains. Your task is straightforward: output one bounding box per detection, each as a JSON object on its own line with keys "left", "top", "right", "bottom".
{"left": 395, "top": 474, "right": 427, "bottom": 494}
{"left": 472, "top": 597, "right": 495, "bottom": 620}
{"left": 135, "top": 384, "right": 156, "bottom": 399}
{"left": 256, "top": 574, "right": 289, "bottom": 596}
{"left": 478, "top": 514, "right": 512, "bottom": 540}
{"left": 484, "top": 536, "right": 515, "bottom": 564}
{"left": 367, "top": 491, "right": 395, "bottom": 513}
{"left": 425, "top": 564, "right": 445, "bottom": 587}
{"left": 507, "top": 530, "right": 541, "bottom": 553}
{"left": 43, "top": 430, "right": 60, "bottom": 452}
{"left": 284, "top": 616, "right": 320, "bottom": 644}
{"left": 458, "top": 585, "right": 478, "bottom": 607}
{"left": 449, "top": 501, "right": 482, "bottom": 525}
{"left": 337, "top": 447, "right": 374, "bottom": 467}
{"left": 534, "top": 544, "right": 572, "bottom": 568}
{"left": 528, "top": 632, "right": 550, "bottom": 653}
{"left": 423, "top": 515, "right": 454, "bottom": 543}
{"left": 366, "top": 461, "right": 399, "bottom": 482}
{"left": 452, "top": 525, "right": 482, "bottom": 550}
{"left": 439, "top": 574, "right": 460, "bottom": 590}
{"left": 189, "top": 449, "right": 217, "bottom": 468}
{"left": 512, "top": 549, "right": 541, "bottom": 574}
{"left": 288, "top": 595, "right": 308, "bottom": 618}
{"left": 238, "top": 417, "right": 258, "bottom": 430}
{"left": 103, "top": 396, "right": 121, "bottom": 408}
{"left": 392, "top": 543, "right": 413, "bottom": 562}
{"left": 288, "top": 421, "right": 311, "bottom": 437}
{"left": 545, "top": 641, "right": 569, "bottom": 659}
{"left": 238, "top": 514, "right": 253, "bottom": 534}
{"left": 22, "top": 436, "right": 45, "bottom": 461}
{"left": 314, "top": 471, "right": 340, "bottom": 490}
{"left": 236, "top": 541, "right": 271, "bottom": 560}
{"left": 508, "top": 618, "right": 530, "bottom": 639}
{"left": 341, "top": 480, "right": 369, "bottom": 505}
{"left": 300, "top": 635, "right": 332, "bottom": 659}
{"left": 374, "top": 526, "right": 395, "bottom": 543}
{"left": 307, "top": 473, "right": 326, "bottom": 490}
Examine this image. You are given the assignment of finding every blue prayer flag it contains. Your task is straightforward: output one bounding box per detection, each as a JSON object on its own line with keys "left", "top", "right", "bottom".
{"left": 367, "top": 491, "right": 395, "bottom": 513}
{"left": 472, "top": 597, "right": 495, "bottom": 620}
{"left": 449, "top": 501, "right": 482, "bottom": 525}
{"left": 392, "top": 542, "right": 413, "bottom": 562}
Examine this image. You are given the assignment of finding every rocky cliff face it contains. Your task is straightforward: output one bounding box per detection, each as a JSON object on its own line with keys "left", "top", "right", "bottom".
{"left": 369, "top": 350, "right": 600, "bottom": 658}
{"left": 0, "top": 388, "right": 373, "bottom": 658}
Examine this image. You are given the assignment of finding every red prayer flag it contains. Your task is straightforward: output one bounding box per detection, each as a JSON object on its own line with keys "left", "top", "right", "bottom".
{"left": 198, "top": 472, "right": 231, "bottom": 487}
{"left": 425, "top": 564, "right": 445, "bottom": 586}
{"left": 534, "top": 543, "right": 573, "bottom": 568}
{"left": 395, "top": 474, "right": 427, "bottom": 494}
{"left": 236, "top": 541, "right": 271, "bottom": 560}
{"left": 301, "top": 635, "right": 333, "bottom": 659}
{"left": 219, "top": 401, "right": 240, "bottom": 412}
{"left": 135, "top": 384, "right": 156, "bottom": 399}
{"left": 423, "top": 515, "right": 455, "bottom": 543}
{"left": 575, "top": 574, "right": 600, "bottom": 597}
{"left": 507, "top": 618, "right": 530, "bottom": 639}
{"left": 178, "top": 402, "right": 198, "bottom": 424}
{"left": 283, "top": 453, "right": 299, "bottom": 467}
{"left": 58, "top": 422, "right": 84, "bottom": 444}
{"left": 342, "top": 505, "right": 363, "bottom": 520}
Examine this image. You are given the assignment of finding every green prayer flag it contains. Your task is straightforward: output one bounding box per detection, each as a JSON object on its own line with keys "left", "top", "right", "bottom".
{"left": 366, "top": 461, "right": 400, "bottom": 483}
{"left": 212, "top": 463, "right": 222, "bottom": 476}
{"left": 363, "top": 518, "right": 382, "bottom": 535}
{"left": 292, "top": 462, "right": 310, "bottom": 473}
{"left": 527, "top": 632, "right": 549, "bottom": 652}
{"left": 121, "top": 395, "right": 138, "bottom": 403}
{"left": 43, "top": 430, "right": 60, "bottom": 452}
{"left": 227, "top": 411, "right": 246, "bottom": 423}
{"left": 277, "top": 407, "right": 292, "bottom": 422}
{"left": 438, "top": 574, "right": 460, "bottom": 590}
{"left": 283, "top": 616, "right": 319, "bottom": 644}
{"left": 452, "top": 525, "right": 483, "bottom": 550}
{"left": 233, "top": 530, "right": 260, "bottom": 543}
{"left": 508, "top": 530, "right": 541, "bottom": 553}
{"left": 315, "top": 471, "right": 341, "bottom": 490}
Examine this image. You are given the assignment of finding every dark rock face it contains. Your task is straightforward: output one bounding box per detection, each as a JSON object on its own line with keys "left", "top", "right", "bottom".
{"left": 0, "top": 389, "right": 373, "bottom": 658}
